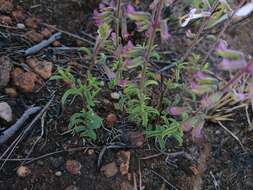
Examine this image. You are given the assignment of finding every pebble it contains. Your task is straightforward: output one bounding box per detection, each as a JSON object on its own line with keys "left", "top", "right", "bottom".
{"left": 100, "top": 162, "right": 118, "bottom": 177}
{"left": 16, "top": 166, "right": 31, "bottom": 178}
{"left": 17, "top": 23, "right": 25, "bottom": 29}
{"left": 55, "top": 171, "right": 62, "bottom": 177}
{"left": 65, "top": 160, "right": 82, "bottom": 175}
{"left": 0, "top": 102, "right": 12, "bottom": 122}
{"left": 5, "top": 87, "right": 17, "bottom": 97}
{"left": 87, "top": 149, "right": 94, "bottom": 155}
{"left": 215, "top": 130, "right": 221, "bottom": 135}
{"left": 111, "top": 92, "right": 120, "bottom": 100}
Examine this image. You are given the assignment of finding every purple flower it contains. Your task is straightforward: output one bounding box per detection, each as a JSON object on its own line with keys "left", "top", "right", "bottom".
{"left": 181, "top": 120, "right": 193, "bottom": 132}
{"left": 117, "top": 80, "right": 128, "bottom": 87}
{"left": 216, "top": 39, "right": 228, "bottom": 51}
{"left": 99, "top": 3, "right": 105, "bottom": 9}
{"left": 166, "top": 106, "right": 187, "bottom": 116}
{"left": 194, "top": 71, "right": 207, "bottom": 80}
{"left": 93, "top": 10, "right": 103, "bottom": 26}
{"left": 216, "top": 39, "right": 247, "bottom": 71}
{"left": 127, "top": 40, "right": 134, "bottom": 49}
{"left": 190, "top": 81, "right": 198, "bottom": 90}
{"left": 191, "top": 124, "right": 205, "bottom": 143}
{"left": 127, "top": 4, "right": 135, "bottom": 14}
{"left": 233, "top": 90, "right": 247, "bottom": 101}
{"left": 219, "top": 58, "right": 247, "bottom": 71}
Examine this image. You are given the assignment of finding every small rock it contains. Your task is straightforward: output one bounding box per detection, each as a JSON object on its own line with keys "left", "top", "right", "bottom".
{"left": 52, "top": 40, "right": 61, "bottom": 47}
{"left": 215, "top": 130, "right": 221, "bottom": 135}
{"left": 126, "top": 131, "right": 145, "bottom": 147}
{"left": 120, "top": 181, "right": 134, "bottom": 190}
{"left": 5, "top": 87, "right": 17, "bottom": 97}
{"left": 17, "top": 23, "right": 25, "bottom": 29}
{"left": 65, "top": 160, "right": 82, "bottom": 175}
{"left": 0, "top": 56, "right": 12, "bottom": 89}
{"left": 87, "top": 149, "right": 94, "bottom": 155}
{"left": 41, "top": 28, "right": 52, "bottom": 38}
{"left": 25, "top": 30, "right": 44, "bottom": 43}
{"left": 55, "top": 171, "right": 62, "bottom": 177}
{"left": 16, "top": 166, "right": 31, "bottom": 178}
{"left": 26, "top": 58, "right": 53, "bottom": 79}
{"left": 12, "top": 68, "right": 37, "bottom": 93}
{"left": 111, "top": 92, "right": 120, "bottom": 100}
{"left": 100, "top": 162, "right": 118, "bottom": 177}
{"left": 117, "top": 151, "right": 131, "bottom": 176}
{"left": 105, "top": 113, "right": 117, "bottom": 127}
{"left": 25, "top": 17, "right": 40, "bottom": 29}
{"left": 0, "top": 16, "right": 12, "bottom": 25}
{"left": 0, "top": 0, "right": 13, "bottom": 13}
{"left": 189, "top": 165, "right": 199, "bottom": 175}
{"left": 64, "top": 185, "right": 79, "bottom": 190}
{"left": 12, "top": 8, "right": 25, "bottom": 20}
{"left": 0, "top": 102, "right": 12, "bottom": 122}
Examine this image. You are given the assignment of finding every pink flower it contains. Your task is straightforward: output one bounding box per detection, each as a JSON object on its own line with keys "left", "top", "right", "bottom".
{"left": 117, "top": 80, "right": 128, "bottom": 87}
{"left": 127, "top": 4, "right": 135, "bottom": 14}
{"left": 166, "top": 106, "right": 187, "bottom": 116}
{"left": 233, "top": 90, "right": 247, "bottom": 101}
{"left": 216, "top": 39, "right": 247, "bottom": 71}
{"left": 219, "top": 57, "right": 247, "bottom": 71}
{"left": 191, "top": 124, "right": 205, "bottom": 143}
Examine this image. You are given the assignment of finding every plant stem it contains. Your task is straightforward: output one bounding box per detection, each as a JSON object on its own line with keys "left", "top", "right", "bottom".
{"left": 87, "top": 39, "right": 101, "bottom": 77}
{"left": 140, "top": 0, "right": 164, "bottom": 95}
{"left": 116, "top": 0, "right": 121, "bottom": 48}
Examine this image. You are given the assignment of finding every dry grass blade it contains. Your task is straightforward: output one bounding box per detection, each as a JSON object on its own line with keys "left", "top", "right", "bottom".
{"left": 218, "top": 121, "right": 245, "bottom": 151}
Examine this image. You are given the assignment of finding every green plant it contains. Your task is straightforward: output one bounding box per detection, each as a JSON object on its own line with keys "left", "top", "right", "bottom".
{"left": 51, "top": 67, "right": 102, "bottom": 141}
{"left": 145, "top": 115, "right": 183, "bottom": 150}
{"left": 68, "top": 109, "right": 103, "bottom": 141}
{"left": 61, "top": 75, "right": 100, "bottom": 109}
{"left": 50, "top": 67, "right": 76, "bottom": 86}
{"left": 123, "top": 78, "right": 159, "bottom": 127}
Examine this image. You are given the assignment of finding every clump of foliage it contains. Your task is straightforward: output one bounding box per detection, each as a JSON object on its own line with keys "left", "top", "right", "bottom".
{"left": 52, "top": 0, "right": 253, "bottom": 150}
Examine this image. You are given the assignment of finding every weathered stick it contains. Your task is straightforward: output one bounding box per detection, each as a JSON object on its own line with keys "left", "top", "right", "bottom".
{"left": 25, "top": 32, "right": 62, "bottom": 56}
{"left": 0, "top": 106, "right": 41, "bottom": 145}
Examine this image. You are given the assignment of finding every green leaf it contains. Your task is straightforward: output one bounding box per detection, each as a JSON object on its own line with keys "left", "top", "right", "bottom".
{"left": 98, "top": 23, "right": 111, "bottom": 40}
{"left": 49, "top": 75, "right": 64, "bottom": 81}
{"left": 61, "top": 87, "right": 82, "bottom": 105}
{"left": 128, "top": 12, "right": 151, "bottom": 21}
{"left": 87, "top": 110, "right": 102, "bottom": 129}
{"left": 78, "top": 47, "right": 92, "bottom": 59}
{"left": 144, "top": 80, "right": 159, "bottom": 88}
{"left": 217, "top": 50, "right": 242, "bottom": 60}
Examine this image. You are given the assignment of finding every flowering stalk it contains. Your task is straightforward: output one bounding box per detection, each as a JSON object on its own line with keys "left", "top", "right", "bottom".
{"left": 221, "top": 60, "right": 253, "bottom": 92}
{"left": 140, "top": 0, "right": 164, "bottom": 95}
{"left": 115, "top": 0, "right": 121, "bottom": 48}
{"left": 193, "top": 59, "right": 253, "bottom": 116}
